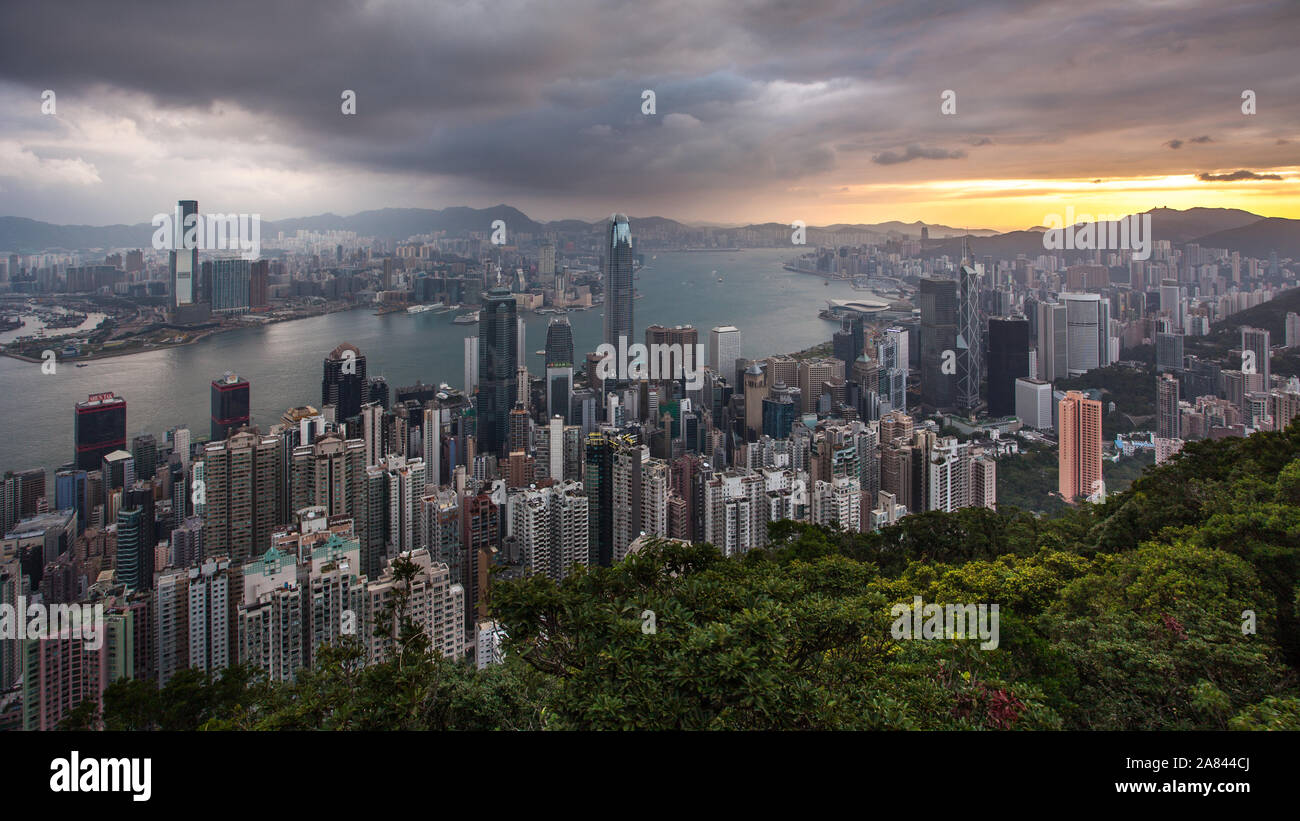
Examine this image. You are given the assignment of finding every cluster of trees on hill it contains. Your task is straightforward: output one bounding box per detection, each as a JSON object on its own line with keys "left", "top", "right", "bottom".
{"left": 64, "top": 424, "right": 1300, "bottom": 730}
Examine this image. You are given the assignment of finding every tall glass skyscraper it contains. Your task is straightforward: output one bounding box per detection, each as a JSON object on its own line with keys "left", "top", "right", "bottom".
{"left": 545, "top": 317, "right": 574, "bottom": 367}
{"left": 477, "top": 286, "right": 518, "bottom": 458}
{"left": 602, "top": 214, "right": 634, "bottom": 350}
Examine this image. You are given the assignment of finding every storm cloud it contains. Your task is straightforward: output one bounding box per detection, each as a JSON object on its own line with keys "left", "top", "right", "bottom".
{"left": 0, "top": 0, "right": 1296, "bottom": 226}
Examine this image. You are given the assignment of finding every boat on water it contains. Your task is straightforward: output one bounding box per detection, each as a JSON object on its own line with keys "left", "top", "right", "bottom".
{"left": 453, "top": 311, "right": 479, "bottom": 324}
{"left": 534, "top": 350, "right": 545, "bottom": 356}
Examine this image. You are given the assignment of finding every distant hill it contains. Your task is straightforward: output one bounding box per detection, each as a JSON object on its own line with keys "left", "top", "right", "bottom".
{"left": 1189, "top": 217, "right": 1300, "bottom": 260}
{"left": 0, "top": 205, "right": 1292, "bottom": 256}
{"left": 1145, "top": 206, "right": 1262, "bottom": 244}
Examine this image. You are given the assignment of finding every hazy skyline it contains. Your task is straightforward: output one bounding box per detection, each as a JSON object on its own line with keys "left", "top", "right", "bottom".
{"left": 1, "top": 0, "right": 1297, "bottom": 230}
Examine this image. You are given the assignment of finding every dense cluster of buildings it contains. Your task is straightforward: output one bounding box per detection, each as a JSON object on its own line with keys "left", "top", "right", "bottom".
{"left": 3, "top": 209, "right": 1296, "bottom": 730}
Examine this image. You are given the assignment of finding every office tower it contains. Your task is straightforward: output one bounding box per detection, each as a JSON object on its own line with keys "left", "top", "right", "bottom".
{"left": 762, "top": 381, "right": 797, "bottom": 440}
{"left": 170, "top": 199, "right": 199, "bottom": 308}
{"left": 798, "top": 358, "right": 843, "bottom": 415}
{"left": 211, "top": 258, "right": 252, "bottom": 313}
{"left": 452, "top": 339, "right": 474, "bottom": 399}
{"left": 74, "top": 392, "right": 127, "bottom": 471}
{"left": 1015, "top": 378, "right": 1053, "bottom": 430}
{"left": 546, "top": 365, "right": 573, "bottom": 424}
{"left": 249, "top": 259, "right": 269, "bottom": 308}
{"left": 742, "top": 362, "right": 768, "bottom": 441}
{"left": 539, "top": 243, "right": 556, "bottom": 277}
{"left": 210, "top": 372, "right": 251, "bottom": 441}
{"left": 544, "top": 317, "right": 575, "bottom": 368}
{"left": 516, "top": 315, "right": 527, "bottom": 374}
{"left": 603, "top": 214, "right": 635, "bottom": 349}
{"left": 322, "top": 343, "right": 369, "bottom": 425}
{"left": 1157, "top": 373, "right": 1181, "bottom": 440}
{"left": 919, "top": 277, "right": 958, "bottom": 411}
{"left": 1156, "top": 332, "right": 1185, "bottom": 374}
{"left": 833, "top": 315, "right": 864, "bottom": 374}
{"left": 584, "top": 431, "right": 640, "bottom": 567}
{"left": 167, "top": 425, "right": 193, "bottom": 470}
{"left": 510, "top": 481, "right": 590, "bottom": 581}
{"left": 1063, "top": 293, "right": 1108, "bottom": 376}
{"left": 1058, "top": 391, "right": 1103, "bottom": 502}
{"left": 363, "top": 549, "right": 465, "bottom": 663}
{"left": 363, "top": 376, "right": 389, "bottom": 411}
{"left": 1036, "top": 301, "right": 1068, "bottom": 383}
{"left": 54, "top": 468, "right": 88, "bottom": 531}
{"left": 811, "top": 477, "right": 861, "bottom": 531}
{"left": 1241, "top": 326, "right": 1271, "bottom": 385}
{"left": 477, "top": 286, "right": 518, "bottom": 458}
{"left": 115, "top": 505, "right": 151, "bottom": 590}
{"left": 710, "top": 325, "right": 742, "bottom": 384}
{"left": 130, "top": 434, "right": 158, "bottom": 481}
{"left": 203, "top": 430, "right": 285, "bottom": 563}
{"left": 956, "top": 243, "right": 983, "bottom": 412}
{"left": 1159, "top": 280, "right": 1183, "bottom": 330}
{"left": 986, "top": 316, "right": 1030, "bottom": 416}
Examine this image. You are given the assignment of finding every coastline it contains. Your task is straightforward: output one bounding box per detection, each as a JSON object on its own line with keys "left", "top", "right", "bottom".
{"left": 0, "top": 301, "right": 367, "bottom": 364}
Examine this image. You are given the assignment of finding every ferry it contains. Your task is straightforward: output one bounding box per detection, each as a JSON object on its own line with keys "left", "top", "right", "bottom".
{"left": 453, "top": 311, "right": 479, "bottom": 324}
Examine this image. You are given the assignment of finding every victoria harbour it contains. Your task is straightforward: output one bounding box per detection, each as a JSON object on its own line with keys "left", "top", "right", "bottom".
{"left": 0, "top": 248, "right": 852, "bottom": 474}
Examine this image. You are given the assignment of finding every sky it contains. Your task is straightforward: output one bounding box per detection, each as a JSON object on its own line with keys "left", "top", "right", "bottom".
{"left": 0, "top": 0, "right": 1297, "bottom": 231}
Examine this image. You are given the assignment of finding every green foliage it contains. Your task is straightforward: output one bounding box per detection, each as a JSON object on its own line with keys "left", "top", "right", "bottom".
{"left": 79, "top": 425, "right": 1300, "bottom": 730}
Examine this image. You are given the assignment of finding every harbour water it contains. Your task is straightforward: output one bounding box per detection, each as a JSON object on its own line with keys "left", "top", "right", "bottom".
{"left": 0, "top": 248, "right": 860, "bottom": 475}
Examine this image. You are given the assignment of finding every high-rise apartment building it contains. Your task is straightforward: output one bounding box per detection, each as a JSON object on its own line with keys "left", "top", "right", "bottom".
{"left": 1058, "top": 390, "right": 1103, "bottom": 502}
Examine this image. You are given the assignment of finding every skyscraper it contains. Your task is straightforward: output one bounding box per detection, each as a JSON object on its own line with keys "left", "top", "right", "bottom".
{"left": 321, "top": 343, "right": 369, "bottom": 424}
{"left": 1036, "top": 301, "right": 1068, "bottom": 383}
{"left": 1157, "top": 373, "right": 1181, "bottom": 441}
{"left": 211, "top": 372, "right": 251, "bottom": 442}
{"left": 1241, "top": 326, "right": 1271, "bottom": 386}
{"left": 919, "top": 278, "right": 958, "bottom": 412}
{"left": 584, "top": 431, "right": 640, "bottom": 567}
{"left": 602, "top": 214, "right": 635, "bottom": 349}
{"left": 1058, "top": 390, "right": 1102, "bottom": 502}
{"left": 170, "top": 199, "right": 199, "bottom": 308}
{"left": 544, "top": 317, "right": 575, "bottom": 368}
{"left": 986, "top": 316, "right": 1030, "bottom": 417}
{"left": 956, "top": 242, "right": 983, "bottom": 413}
{"left": 202, "top": 429, "right": 285, "bottom": 563}
{"left": 74, "top": 392, "right": 126, "bottom": 471}
{"left": 477, "top": 286, "right": 518, "bottom": 458}
{"left": 1063, "top": 293, "right": 1109, "bottom": 376}
{"left": 709, "top": 325, "right": 742, "bottom": 385}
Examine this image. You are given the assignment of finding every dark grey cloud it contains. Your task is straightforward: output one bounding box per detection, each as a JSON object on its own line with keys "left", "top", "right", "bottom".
{"left": 1198, "top": 169, "right": 1283, "bottom": 181}
{"left": 0, "top": 0, "right": 1296, "bottom": 222}
{"left": 872, "top": 144, "right": 968, "bottom": 165}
